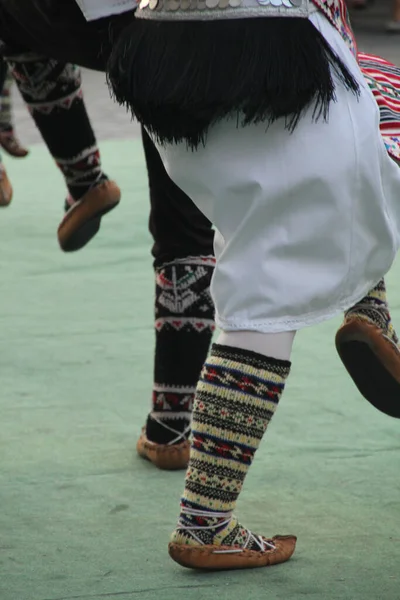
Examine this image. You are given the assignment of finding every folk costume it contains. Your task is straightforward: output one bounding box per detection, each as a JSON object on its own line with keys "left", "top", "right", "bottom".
{"left": 2, "top": 0, "right": 400, "bottom": 570}
{"left": 0, "top": 52, "right": 121, "bottom": 251}
{"left": 107, "top": 0, "right": 400, "bottom": 570}
{"left": 0, "top": 0, "right": 216, "bottom": 465}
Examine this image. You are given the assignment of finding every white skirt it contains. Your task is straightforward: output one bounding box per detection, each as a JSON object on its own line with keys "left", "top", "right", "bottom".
{"left": 153, "top": 11, "right": 400, "bottom": 333}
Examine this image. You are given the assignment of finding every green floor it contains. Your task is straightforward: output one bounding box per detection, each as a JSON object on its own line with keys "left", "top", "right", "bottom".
{"left": 1, "top": 140, "right": 400, "bottom": 600}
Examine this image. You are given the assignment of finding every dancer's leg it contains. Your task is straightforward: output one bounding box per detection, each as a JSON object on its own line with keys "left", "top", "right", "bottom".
{"left": 336, "top": 279, "right": 400, "bottom": 418}
{"left": 137, "top": 127, "right": 216, "bottom": 470}
{"left": 169, "top": 332, "right": 296, "bottom": 570}
{"left": 7, "top": 54, "right": 120, "bottom": 250}
{"left": 0, "top": 66, "right": 28, "bottom": 157}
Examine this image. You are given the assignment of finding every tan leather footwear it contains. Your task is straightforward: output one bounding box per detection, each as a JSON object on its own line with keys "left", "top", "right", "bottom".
{"left": 57, "top": 180, "right": 121, "bottom": 252}
{"left": 168, "top": 534, "right": 297, "bottom": 570}
{"left": 336, "top": 316, "right": 400, "bottom": 418}
{"left": 136, "top": 428, "right": 190, "bottom": 470}
{"left": 0, "top": 167, "right": 13, "bottom": 206}
{"left": 0, "top": 132, "right": 29, "bottom": 158}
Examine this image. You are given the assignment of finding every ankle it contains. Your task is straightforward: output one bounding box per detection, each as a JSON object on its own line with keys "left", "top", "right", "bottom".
{"left": 172, "top": 509, "right": 276, "bottom": 552}
{"left": 145, "top": 413, "right": 191, "bottom": 445}
{"left": 346, "top": 280, "right": 392, "bottom": 332}
{"left": 67, "top": 173, "right": 109, "bottom": 202}
{"left": 172, "top": 507, "right": 236, "bottom": 546}
{"left": 346, "top": 298, "right": 392, "bottom": 329}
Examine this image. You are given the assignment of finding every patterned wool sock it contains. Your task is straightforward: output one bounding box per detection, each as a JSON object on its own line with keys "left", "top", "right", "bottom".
{"left": 171, "top": 343, "right": 290, "bottom": 548}
{"left": 9, "top": 59, "right": 107, "bottom": 201}
{"left": 146, "top": 256, "right": 215, "bottom": 445}
{"left": 345, "top": 279, "right": 398, "bottom": 344}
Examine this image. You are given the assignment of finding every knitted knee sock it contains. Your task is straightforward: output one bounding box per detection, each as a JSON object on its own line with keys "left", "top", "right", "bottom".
{"left": 9, "top": 59, "right": 107, "bottom": 201}
{"left": 171, "top": 343, "right": 290, "bottom": 548}
{"left": 146, "top": 256, "right": 215, "bottom": 445}
{"left": 345, "top": 279, "right": 398, "bottom": 344}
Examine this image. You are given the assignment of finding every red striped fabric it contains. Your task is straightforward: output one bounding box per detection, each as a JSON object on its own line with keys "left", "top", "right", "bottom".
{"left": 312, "top": 0, "right": 358, "bottom": 57}
{"left": 312, "top": 1, "right": 400, "bottom": 159}
{"left": 359, "top": 52, "right": 400, "bottom": 160}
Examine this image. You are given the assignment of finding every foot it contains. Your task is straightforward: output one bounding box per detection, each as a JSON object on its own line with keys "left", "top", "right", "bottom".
{"left": 336, "top": 297, "right": 400, "bottom": 418}
{"left": 136, "top": 414, "right": 190, "bottom": 470}
{"left": 169, "top": 510, "right": 296, "bottom": 570}
{"left": 0, "top": 165, "right": 13, "bottom": 206}
{"left": 0, "top": 131, "right": 29, "bottom": 158}
{"left": 62, "top": 194, "right": 102, "bottom": 251}
{"left": 58, "top": 180, "right": 121, "bottom": 252}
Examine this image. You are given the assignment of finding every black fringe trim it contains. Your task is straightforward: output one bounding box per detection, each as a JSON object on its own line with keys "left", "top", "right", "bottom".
{"left": 107, "top": 17, "right": 360, "bottom": 149}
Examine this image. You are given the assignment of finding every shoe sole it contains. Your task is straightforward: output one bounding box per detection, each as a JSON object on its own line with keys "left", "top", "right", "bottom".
{"left": 59, "top": 211, "right": 104, "bottom": 252}
{"left": 335, "top": 319, "right": 400, "bottom": 418}
{"left": 168, "top": 535, "right": 297, "bottom": 570}
{"left": 0, "top": 133, "right": 29, "bottom": 158}
{"left": 58, "top": 181, "right": 120, "bottom": 252}
{"left": 0, "top": 175, "right": 13, "bottom": 207}
{"left": 137, "top": 429, "right": 189, "bottom": 470}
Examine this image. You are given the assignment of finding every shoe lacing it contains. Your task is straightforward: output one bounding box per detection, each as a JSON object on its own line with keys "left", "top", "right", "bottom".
{"left": 345, "top": 303, "right": 400, "bottom": 351}
{"left": 345, "top": 302, "right": 388, "bottom": 328}
{"left": 177, "top": 506, "right": 275, "bottom": 553}
{"left": 150, "top": 414, "right": 191, "bottom": 445}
